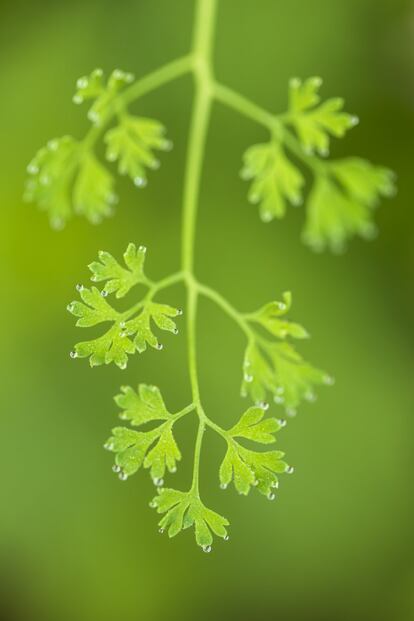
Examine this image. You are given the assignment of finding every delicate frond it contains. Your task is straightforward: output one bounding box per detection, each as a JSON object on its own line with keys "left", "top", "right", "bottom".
{"left": 88, "top": 243, "right": 148, "bottom": 298}
{"left": 115, "top": 384, "right": 171, "bottom": 426}
{"left": 105, "top": 115, "right": 172, "bottom": 187}
{"left": 151, "top": 488, "right": 229, "bottom": 551}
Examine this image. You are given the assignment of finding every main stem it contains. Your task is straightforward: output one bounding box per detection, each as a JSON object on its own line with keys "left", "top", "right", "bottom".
{"left": 181, "top": 0, "right": 218, "bottom": 494}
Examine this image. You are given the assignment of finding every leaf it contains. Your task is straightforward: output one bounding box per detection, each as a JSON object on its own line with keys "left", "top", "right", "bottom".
{"left": 241, "top": 141, "right": 304, "bottom": 222}
{"left": 105, "top": 115, "right": 171, "bottom": 186}
{"left": 241, "top": 342, "right": 277, "bottom": 404}
{"left": 68, "top": 286, "right": 120, "bottom": 328}
{"left": 25, "top": 137, "right": 117, "bottom": 228}
{"left": 288, "top": 76, "right": 358, "bottom": 155}
{"left": 144, "top": 425, "right": 181, "bottom": 479}
{"left": 115, "top": 384, "right": 171, "bottom": 426}
{"left": 331, "top": 158, "right": 396, "bottom": 207}
{"left": 105, "top": 426, "right": 160, "bottom": 477}
{"left": 73, "top": 68, "right": 135, "bottom": 126}
{"left": 249, "top": 291, "right": 309, "bottom": 339}
{"left": 152, "top": 489, "right": 229, "bottom": 549}
{"left": 73, "top": 152, "right": 115, "bottom": 224}
{"left": 74, "top": 324, "right": 135, "bottom": 369}
{"left": 88, "top": 243, "right": 148, "bottom": 298}
{"left": 229, "top": 406, "right": 283, "bottom": 444}
{"left": 124, "top": 302, "right": 181, "bottom": 353}
{"left": 24, "top": 136, "right": 79, "bottom": 229}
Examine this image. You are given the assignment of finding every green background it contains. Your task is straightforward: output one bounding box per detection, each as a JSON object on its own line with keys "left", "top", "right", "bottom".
{"left": 1, "top": 1, "right": 413, "bottom": 620}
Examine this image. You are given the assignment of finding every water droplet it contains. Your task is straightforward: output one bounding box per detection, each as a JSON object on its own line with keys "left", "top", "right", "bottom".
{"left": 134, "top": 177, "right": 147, "bottom": 188}
{"left": 202, "top": 545, "right": 211, "bottom": 553}
{"left": 120, "top": 321, "right": 126, "bottom": 328}
{"left": 289, "top": 77, "right": 301, "bottom": 89}
{"left": 67, "top": 303, "right": 74, "bottom": 312}
{"left": 274, "top": 395, "right": 285, "bottom": 405}
{"left": 119, "top": 413, "right": 128, "bottom": 420}
{"left": 224, "top": 535, "right": 229, "bottom": 541}
{"left": 153, "top": 477, "right": 164, "bottom": 487}
{"left": 267, "top": 492, "right": 276, "bottom": 500}
{"left": 76, "top": 283, "right": 84, "bottom": 292}
{"left": 286, "top": 407, "right": 297, "bottom": 417}
{"left": 220, "top": 483, "right": 228, "bottom": 490}
{"left": 271, "top": 480, "right": 279, "bottom": 489}
{"left": 305, "top": 391, "right": 317, "bottom": 402}
{"left": 69, "top": 350, "right": 77, "bottom": 359}
{"left": 101, "top": 290, "right": 108, "bottom": 297}
{"left": 119, "top": 330, "right": 127, "bottom": 338}
{"left": 88, "top": 110, "right": 100, "bottom": 125}
{"left": 107, "top": 151, "right": 117, "bottom": 162}
{"left": 172, "top": 328, "right": 178, "bottom": 335}
{"left": 158, "top": 528, "right": 165, "bottom": 534}
{"left": 27, "top": 162, "right": 39, "bottom": 175}
{"left": 291, "top": 194, "right": 303, "bottom": 207}
{"left": 150, "top": 159, "right": 160, "bottom": 170}
{"left": 323, "top": 375, "right": 335, "bottom": 386}
{"left": 103, "top": 442, "right": 114, "bottom": 451}
{"left": 47, "top": 139, "right": 58, "bottom": 151}
{"left": 350, "top": 115, "right": 360, "bottom": 127}
{"left": 72, "top": 94, "right": 83, "bottom": 105}
{"left": 77, "top": 76, "right": 88, "bottom": 89}
{"left": 244, "top": 374, "right": 253, "bottom": 383}
{"left": 177, "top": 308, "right": 183, "bottom": 316}
{"left": 91, "top": 275, "right": 98, "bottom": 282}
{"left": 138, "top": 245, "right": 147, "bottom": 253}
{"left": 119, "top": 361, "right": 127, "bottom": 370}
{"left": 149, "top": 500, "right": 157, "bottom": 508}
{"left": 162, "top": 139, "right": 173, "bottom": 151}
{"left": 118, "top": 471, "right": 128, "bottom": 481}
{"left": 169, "top": 466, "right": 177, "bottom": 473}
{"left": 156, "top": 343, "right": 163, "bottom": 351}
{"left": 249, "top": 193, "right": 260, "bottom": 205}
{"left": 286, "top": 466, "right": 294, "bottom": 474}
{"left": 278, "top": 302, "right": 287, "bottom": 311}
{"left": 277, "top": 418, "right": 287, "bottom": 427}
{"left": 112, "top": 464, "right": 121, "bottom": 473}
{"left": 276, "top": 386, "right": 285, "bottom": 395}
{"left": 252, "top": 479, "right": 259, "bottom": 487}
{"left": 258, "top": 401, "right": 269, "bottom": 410}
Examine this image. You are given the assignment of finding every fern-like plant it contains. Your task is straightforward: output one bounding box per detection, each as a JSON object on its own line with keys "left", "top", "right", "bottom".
{"left": 26, "top": 0, "right": 395, "bottom": 551}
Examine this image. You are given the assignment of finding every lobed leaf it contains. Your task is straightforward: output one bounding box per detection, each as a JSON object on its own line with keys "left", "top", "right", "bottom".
{"left": 249, "top": 291, "right": 309, "bottom": 339}
{"left": 152, "top": 489, "right": 229, "bottom": 550}
{"left": 115, "top": 384, "right": 171, "bottom": 426}
{"left": 105, "top": 115, "right": 172, "bottom": 186}
{"left": 88, "top": 243, "right": 148, "bottom": 298}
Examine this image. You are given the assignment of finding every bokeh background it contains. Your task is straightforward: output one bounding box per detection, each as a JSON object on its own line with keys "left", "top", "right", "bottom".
{"left": 1, "top": 0, "right": 414, "bottom": 619}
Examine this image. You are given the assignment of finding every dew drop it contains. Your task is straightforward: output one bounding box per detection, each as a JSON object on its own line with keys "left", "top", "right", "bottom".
{"left": 274, "top": 395, "right": 284, "bottom": 405}
{"left": 77, "top": 76, "right": 88, "bottom": 89}
{"left": 118, "top": 471, "right": 128, "bottom": 481}
{"left": 202, "top": 545, "right": 211, "bottom": 553}
{"left": 278, "top": 302, "right": 287, "bottom": 311}
{"left": 177, "top": 309, "right": 183, "bottom": 316}
{"left": 220, "top": 483, "right": 228, "bottom": 490}
{"left": 286, "top": 407, "right": 297, "bottom": 417}
{"left": 258, "top": 401, "right": 269, "bottom": 410}
{"left": 101, "top": 290, "right": 108, "bottom": 297}
{"left": 224, "top": 534, "right": 229, "bottom": 541}
{"left": 276, "top": 386, "right": 285, "bottom": 395}
{"left": 277, "top": 418, "right": 287, "bottom": 427}
{"left": 267, "top": 492, "right": 276, "bottom": 500}
{"left": 76, "top": 283, "right": 84, "bottom": 292}
{"left": 67, "top": 303, "right": 74, "bottom": 312}
{"left": 350, "top": 115, "right": 360, "bottom": 127}
{"left": 244, "top": 373, "right": 253, "bottom": 383}
{"left": 153, "top": 477, "right": 164, "bottom": 487}
{"left": 138, "top": 245, "right": 147, "bottom": 253}
{"left": 271, "top": 480, "right": 279, "bottom": 489}
{"left": 150, "top": 159, "right": 160, "bottom": 170}
{"left": 172, "top": 328, "right": 179, "bottom": 335}
{"left": 134, "top": 177, "right": 147, "bottom": 188}
{"left": 261, "top": 211, "right": 273, "bottom": 223}
{"left": 112, "top": 464, "right": 121, "bottom": 473}
{"left": 305, "top": 391, "right": 317, "bottom": 402}
{"left": 149, "top": 500, "right": 157, "bottom": 508}
{"left": 159, "top": 528, "right": 165, "bottom": 534}
{"left": 163, "top": 139, "right": 173, "bottom": 151}
{"left": 169, "top": 466, "right": 177, "bottom": 473}
{"left": 104, "top": 442, "right": 114, "bottom": 451}
{"left": 47, "top": 139, "right": 58, "bottom": 151}
{"left": 72, "top": 94, "right": 83, "bottom": 105}
{"left": 69, "top": 350, "right": 77, "bottom": 359}
{"left": 119, "top": 361, "right": 127, "bottom": 370}
{"left": 120, "top": 321, "right": 126, "bottom": 328}
{"left": 156, "top": 343, "right": 164, "bottom": 351}
{"left": 252, "top": 479, "right": 259, "bottom": 487}
{"left": 323, "top": 375, "right": 335, "bottom": 386}
{"left": 286, "top": 466, "right": 295, "bottom": 474}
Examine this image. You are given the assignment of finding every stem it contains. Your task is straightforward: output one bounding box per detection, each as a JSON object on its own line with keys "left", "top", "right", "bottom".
{"left": 181, "top": 0, "right": 218, "bottom": 496}
{"left": 196, "top": 281, "right": 254, "bottom": 340}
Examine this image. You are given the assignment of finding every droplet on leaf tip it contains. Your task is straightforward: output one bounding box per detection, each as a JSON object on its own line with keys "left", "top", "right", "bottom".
{"left": 267, "top": 492, "right": 276, "bottom": 500}
{"left": 118, "top": 471, "right": 128, "bottom": 481}
{"left": 138, "top": 245, "right": 147, "bottom": 253}
{"left": 286, "top": 407, "right": 296, "bottom": 417}
{"left": 224, "top": 534, "right": 229, "bottom": 541}
{"left": 202, "top": 545, "right": 211, "bottom": 553}
{"left": 112, "top": 464, "right": 121, "bottom": 473}
{"left": 286, "top": 466, "right": 294, "bottom": 475}
{"left": 134, "top": 176, "right": 147, "bottom": 188}
{"left": 76, "top": 283, "right": 84, "bottom": 292}
{"left": 156, "top": 343, "right": 163, "bottom": 351}
{"left": 153, "top": 477, "right": 164, "bottom": 487}
{"left": 220, "top": 483, "right": 228, "bottom": 490}
{"left": 69, "top": 350, "right": 77, "bottom": 359}
{"left": 277, "top": 418, "right": 287, "bottom": 427}
{"left": 101, "top": 289, "right": 108, "bottom": 297}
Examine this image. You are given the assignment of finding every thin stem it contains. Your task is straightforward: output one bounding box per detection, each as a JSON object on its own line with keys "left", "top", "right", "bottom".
{"left": 181, "top": 0, "right": 218, "bottom": 497}
{"left": 196, "top": 281, "right": 254, "bottom": 340}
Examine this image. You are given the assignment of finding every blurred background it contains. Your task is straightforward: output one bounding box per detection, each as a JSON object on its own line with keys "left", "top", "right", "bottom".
{"left": 1, "top": 0, "right": 414, "bottom": 619}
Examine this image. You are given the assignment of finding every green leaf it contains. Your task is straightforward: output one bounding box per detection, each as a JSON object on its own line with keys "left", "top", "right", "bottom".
{"left": 25, "top": 137, "right": 117, "bottom": 228}
{"left": 249, "top": 291, "right": 309, "bottom": 339}
{"left": 105, "top": 426, "right": 160, "bottom": 477}
{"left": 152, "top": 489, "right": 229, "bottom": 550}
{"left": 288, "top": 76, "right": 358, "bottom": 155}
{"left": 105, "top": 114, "right": 171, "bottom": 186}
{"left": 229, "top": 406, "right": 283, "bottom": 444}
{"left": 124, "top": 302, "right": 181, "bottom": 353}
{"left": 115, "top": 384, "right": 171, "bottom": 426}
{"left": 331, "top": 158, "right": 396, "bottom": 207}
{"left": 144, "top": 425, "right": 181, "bottom": 479}
{"left": 68, "top": 286, "right": 120, "bottom": 328}
{"left": 241, "top": 141, "right": 304, "bottom": 222}
{"left": 73, "top": 324, "right": 135, "bottom": 369}
{"left": 88, "top": 243, "right": 148, "bottom": 298}
{"left": 73, "top": 68, "right": 135, "bottom": 126}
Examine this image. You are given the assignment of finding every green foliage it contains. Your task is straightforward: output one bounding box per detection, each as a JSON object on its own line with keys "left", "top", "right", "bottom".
{"left": 26, "top": 69, "right": 169, "bottom": 228}
{"left": 67, "top": 245, "right": 181, "bottom": 368}
{"left": 219, "top": 405, "right": 289, "bottom": 497}
{"left": 105, "top": 115, "right": 172, "bottom": 186}
{"left": 241, "top": 77, "right": 396, "bottom": 251}
{"left": 242, "top": 292, "right": 328, "bottom": 414}
{"left": 151, "top": 488, "right": 229, "bottom": 551}
{"left": 106, "top": 384, "right": 183, "bottom": 482}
